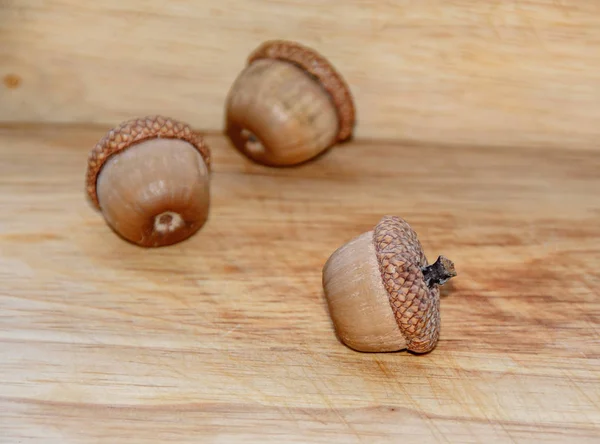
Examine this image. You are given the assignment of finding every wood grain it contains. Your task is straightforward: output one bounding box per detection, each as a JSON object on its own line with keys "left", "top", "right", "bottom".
{"left": 1, "top": 124, "right": 599, "bottom": 443}
{"left": 2, "top": 1, "right": 600, "bottom": 150}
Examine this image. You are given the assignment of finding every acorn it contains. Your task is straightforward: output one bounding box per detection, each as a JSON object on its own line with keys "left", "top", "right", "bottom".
{"left": 225, "top": 39, "right": 356, "bottom": 166}
{"left": 322, "top": 216, "right": 457, "bottom": 353}
{"left": 85, "top": 116, "right": 211, "bottom": 248}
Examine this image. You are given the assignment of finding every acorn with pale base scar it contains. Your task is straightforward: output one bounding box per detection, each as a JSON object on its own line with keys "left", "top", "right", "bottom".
{"left": 85, "top": 116, "right": 211, "bottom": 248}
{"left": 225, "top": 39, "right": 356, "bottom": 167}
{"left": 322, "top": 215, "right": 457, "bottom": 353}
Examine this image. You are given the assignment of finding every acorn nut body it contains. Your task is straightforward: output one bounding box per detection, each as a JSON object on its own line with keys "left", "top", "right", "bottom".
{"left": 225, "top": 40, "right": 355, "bottom": 166}
{"left": 86, "top": 116, "right": 211, "bottom": 248}
{"left": 322, "top": 216, "right": 457, "bottom": 353}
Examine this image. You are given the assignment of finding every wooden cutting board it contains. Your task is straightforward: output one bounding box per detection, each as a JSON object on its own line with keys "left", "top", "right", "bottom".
{"left": 0, "top": 125, "right": 599, "bottom": 443}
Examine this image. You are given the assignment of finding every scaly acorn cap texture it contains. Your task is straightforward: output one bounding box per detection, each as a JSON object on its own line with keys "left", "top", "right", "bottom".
{"left": 248, "top": 39, "right": 356, "bottom": 143}
{"left": 373, "top": 216, "right": 454, "bottom": 353}
{"left": 86, "top": 116, "right": 211, "bottom": 209}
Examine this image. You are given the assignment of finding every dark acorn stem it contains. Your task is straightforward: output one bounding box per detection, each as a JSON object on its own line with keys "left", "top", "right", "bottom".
{"left": 422, "top": 256, "right": 457, "bottom": 287}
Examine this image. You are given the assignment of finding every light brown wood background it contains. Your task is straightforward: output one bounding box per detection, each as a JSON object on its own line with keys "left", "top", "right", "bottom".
{"left": 2, "top": 1, "right": 600, "bottom": 442}
{"left": 1, "top": 125, "right": 599, "bottom": 442}
{"left": 2, "top": 0, "right": 600, "bottom": 150}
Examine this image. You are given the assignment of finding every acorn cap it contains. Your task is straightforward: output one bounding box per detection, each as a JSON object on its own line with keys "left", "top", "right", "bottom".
{"left": 86, "top": 116, "right": 211, "bottom": 209}
{"left": 373, "top": 216, "right": 453, "bottom": 353}
{"left": 248, "top": 40, "right": 356, "bottom": 143}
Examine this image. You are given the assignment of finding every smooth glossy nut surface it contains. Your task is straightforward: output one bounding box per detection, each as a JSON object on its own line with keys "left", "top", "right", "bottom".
{"left": 225, "top": 40, "right": 355, "bottom": 166}
{"left": 86, "top": 116, "right": 211, "bottom": 248}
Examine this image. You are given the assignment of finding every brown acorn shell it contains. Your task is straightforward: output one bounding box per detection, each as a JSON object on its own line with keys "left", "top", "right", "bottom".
{"left": 373, "top": 216, "right": 441, "bottom": 353}
{"left": 86, "top": 116, "right": 211, "bottom": 209}
{"left": 248, "top": 40, "right": 355, "bottom": 143}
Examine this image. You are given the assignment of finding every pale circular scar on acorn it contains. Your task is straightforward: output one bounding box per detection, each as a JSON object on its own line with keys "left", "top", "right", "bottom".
{"left": 85, "top": 115, "right": 211, "bottom": 248}
{"left": 225, "top": 39, "right": 356, "bottom": 167}
{"left": 322, "top": 215, "right": 457, "bottom": 354}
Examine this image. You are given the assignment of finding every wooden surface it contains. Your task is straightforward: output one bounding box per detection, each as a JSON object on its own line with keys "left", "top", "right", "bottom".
{"left": 2, "top": 1, "right": 600, "bottom": 150}
{"left": 1, "top": 124, "right": 599, "bottom": 443}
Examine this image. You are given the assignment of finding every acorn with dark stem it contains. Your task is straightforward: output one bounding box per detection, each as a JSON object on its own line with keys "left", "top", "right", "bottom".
{"left": 225, "top": 39, "right": 356, "bottom": 166}
{"left": 322, "top": 215, "right": 457, "bottom": 353}
{"left": 85, "top": 116, "right": 211, "bottom": 248}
